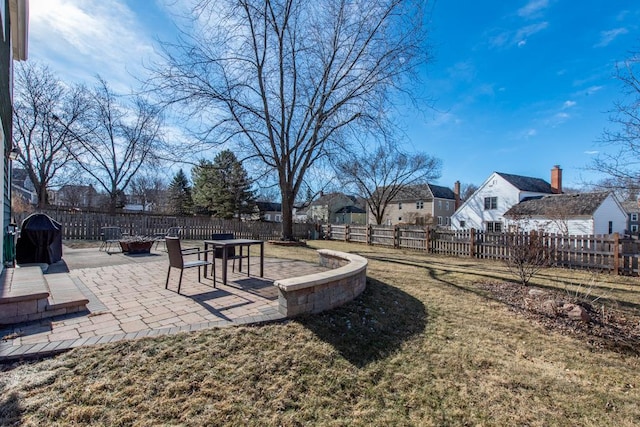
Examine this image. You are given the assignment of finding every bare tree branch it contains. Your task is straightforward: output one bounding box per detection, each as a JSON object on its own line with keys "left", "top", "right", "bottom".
{"left": 148, "top": 0, "right": 429, "bottom": 239}
{"left": 12, "top": 62, "right": 90, "bottom": 208}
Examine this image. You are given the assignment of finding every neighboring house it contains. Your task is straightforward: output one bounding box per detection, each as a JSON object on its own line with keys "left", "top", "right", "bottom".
{"left": 621, "top": 200, "right": 640, "bottom": 235}
{"left": 307, "top": 192, "right": 363, "bottom": 223}
{"left": 451, "top": 166, "right": 563, "bottom": 232}
{"left": 334, "top": 205, "right": 367, "bottom": 225}
{"left": 53, "top": 184, "right": 100, "bottom": 209}
{"left": 2, "top": 0, "right": 28, "bottom": 268}
{"left": 370, "top": 183, "right": 457, "bottom": 227}
{"left": 504, "top": 192, "right": 627, "bottom": 235}
{"left": 11, "top": 167, "right": 36, "bottom": 205}
{"left": 256, "top": 201, "right": 282, "bottom": 222}
{"left": 293, "top": 205, "right": 308, "bottom": 223}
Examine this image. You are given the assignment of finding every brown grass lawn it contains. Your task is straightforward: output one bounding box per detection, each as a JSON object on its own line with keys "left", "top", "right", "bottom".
{"left": 1, "top": 240, "right": 640, "bottom": 426}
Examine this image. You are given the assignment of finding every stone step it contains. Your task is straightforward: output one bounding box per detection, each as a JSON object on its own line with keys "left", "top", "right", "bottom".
{"left": 44, "top": 274, "right": 89, "bottom": 312}
{"left": 0, "top": 266, "right": 49, "bottom": 303}
{"left": 0, "top": 266, "right": 89, "bottom": 325}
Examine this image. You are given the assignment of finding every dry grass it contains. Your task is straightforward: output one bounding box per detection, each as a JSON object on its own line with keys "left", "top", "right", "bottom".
{"left": 2, "top": 240, "right": 640, "bottom": 426}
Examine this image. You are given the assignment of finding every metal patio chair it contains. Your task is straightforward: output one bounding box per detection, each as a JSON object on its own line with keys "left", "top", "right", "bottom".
{"left": 99, "top": 226, "right": 124, "bottom": 253}
{"left": 165, "top": 236, "right": 215, "bottom": 294}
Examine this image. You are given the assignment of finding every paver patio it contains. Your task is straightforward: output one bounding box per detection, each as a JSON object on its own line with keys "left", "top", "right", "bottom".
{"left": 0, "top": 245, "right": 329, "bottom": 361}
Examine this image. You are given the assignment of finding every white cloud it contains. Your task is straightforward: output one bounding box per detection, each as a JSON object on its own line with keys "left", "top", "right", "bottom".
{"left": 584, "top": 150, "right": 599, "bottom": 155}
{"left": 29, "top": 0, "right": 158, "bottom": 91}
{"left": 517, "top": 0, "right": 549, "bottom": 19}
{"left": 520, "top": 128, "right": 537, "bottom": 139}
{"left": 490, "top": 22, "right": 549, "bottom": 49}
{"left": 594, "top": 28, "right": 629, "bottom": 48}
{"left": 515, "top": 22, "right": 549, "bottom": 41}
{"left": 563, "top": 100, "right": 576, "bottom": 108}
{"left": 547, "top": 111, "right": 570, "bottom": 127}
{"left": 584, "top": 85, "right": 603, "bottom": 96}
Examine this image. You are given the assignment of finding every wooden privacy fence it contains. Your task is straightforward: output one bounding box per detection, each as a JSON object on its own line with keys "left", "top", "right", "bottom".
{"left": 15, "top": 210, "right": 314, "bottom": 241}
{"left": 322, "top": 224, "right": 640, "bottom": 277}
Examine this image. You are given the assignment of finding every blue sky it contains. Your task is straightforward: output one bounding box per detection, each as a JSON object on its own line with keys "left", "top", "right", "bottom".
{"left": 27, "top": 0, "right": 640, "bottom": 190}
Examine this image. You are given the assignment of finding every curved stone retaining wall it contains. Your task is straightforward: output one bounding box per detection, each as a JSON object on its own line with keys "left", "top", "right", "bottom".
{"left": 274, "top": 249, "right": 367, "bottom": 317}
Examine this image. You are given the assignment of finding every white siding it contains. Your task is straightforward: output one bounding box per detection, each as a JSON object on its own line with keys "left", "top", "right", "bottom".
{"left": 506, "top": 217, "right": 594, "bottom": 235}
{"left": 452, "top": 173, "right": 551, "bottom": 231}
{"left": 593, "top": 195, "right": 627, "bottom": 235}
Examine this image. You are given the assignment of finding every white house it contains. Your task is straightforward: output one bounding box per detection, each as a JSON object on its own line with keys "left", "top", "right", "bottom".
{"left": 451, "top": 166, "right": 562, "bottom": 232}
{"left": 503, "top": 192, "right": 627, "bottom": 235}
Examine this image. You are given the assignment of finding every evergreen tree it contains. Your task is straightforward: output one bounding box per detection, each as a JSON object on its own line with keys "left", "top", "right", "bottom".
{"left": 168, "top": 169, "right": 193, "bottom": 216}
{"left": 192, "top": 150, "right": 255, "bottom": 219}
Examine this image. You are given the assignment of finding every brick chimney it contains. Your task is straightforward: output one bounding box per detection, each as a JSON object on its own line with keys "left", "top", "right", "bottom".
{"left": 551, "top": 165, "right": 562, "bottom": 194}
{"left": 453, "top": 181, "right": 461, "bottom": 209}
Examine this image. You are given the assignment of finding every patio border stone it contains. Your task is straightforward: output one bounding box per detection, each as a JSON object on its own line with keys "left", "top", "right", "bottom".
{"left": 274, "top": 249, "right": 367, "bottom": 317}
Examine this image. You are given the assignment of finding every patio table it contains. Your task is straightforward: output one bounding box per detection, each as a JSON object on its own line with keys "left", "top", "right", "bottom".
{"left": 204, "top": 239, "right": 264, "bottom": 286}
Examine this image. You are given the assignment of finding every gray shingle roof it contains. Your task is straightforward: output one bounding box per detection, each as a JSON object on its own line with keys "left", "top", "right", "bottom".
{"left": 390, "top": 184, "right": 455, "bottom": 201}
{"left": 504, "top": 192, "right": 611, "bottom": 217}
{"left": 621, "top": 200, "right": 640, "bottom": 214}
{"left": 427, "top": 184, "right": 456, "bottom": 200}
{"left": 335, "top": 206, "right": 366, "bottom": 214}
{"left": 496, "top": 172, "right": 554, "bottom": 193}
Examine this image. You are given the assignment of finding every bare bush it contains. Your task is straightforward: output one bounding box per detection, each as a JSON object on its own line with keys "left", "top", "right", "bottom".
{"left": 504, "top": 231, "right": 549, "bottom": 286}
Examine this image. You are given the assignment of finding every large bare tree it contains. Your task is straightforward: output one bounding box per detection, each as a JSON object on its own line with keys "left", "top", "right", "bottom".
{"left": 151, "top": 0, "right": 429, "bottom": 240}
{"left": 335, "top": 140, "right": 440, "bottom": 224}
{"left": 72, "top": 77, "right": 163, "bottom": 214}
{"left": 591, "top": 49, "right": 640, "bottom": 189}
{"left": 12, "top": 62, "right": 89, "bottom": 208}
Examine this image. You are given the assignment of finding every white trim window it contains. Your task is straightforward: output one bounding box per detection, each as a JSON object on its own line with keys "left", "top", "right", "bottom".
{"left": 416, "top": 201, "right": 424, "bottom": 209}
{"left": 632, "top": 213, "right": 638, "bottom": 222}
{"left": 486, "top": 221, "right": 502, "bottom": 232}
{"left": 484, "top": 197, "right": 497, "bottom": 210}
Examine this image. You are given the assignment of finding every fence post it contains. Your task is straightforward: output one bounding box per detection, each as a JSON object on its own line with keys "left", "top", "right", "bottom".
{"left": 613, "top": 232, "right": 620, "bottom": 275}
{"left": 367, "top": 224, "right": 372, "bottom": 245}
{"left": 469, "top": 228, "right": 476, "bottom": 258}
{"left": 394, "top": 225, "right": 400, "bottom": 248}
{"left": 425, "top": 225, "right": 430, "bottom": 253}
{"left": 345, "top": 224, "right": 350, "bottom": 242}
{"left": 326, "top": 223, "right": 331, "bottom": 240}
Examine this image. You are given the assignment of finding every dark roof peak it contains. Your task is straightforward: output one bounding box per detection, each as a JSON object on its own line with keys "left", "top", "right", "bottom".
{"left": 495, "top": 172, "right": 554, "bottom": 193}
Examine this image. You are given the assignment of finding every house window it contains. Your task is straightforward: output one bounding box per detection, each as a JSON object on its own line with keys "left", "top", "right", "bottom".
{"left": 398, "top": 202, "right": 402, "bottom": 210}
{"left": 275, "top": 215, "right": 281, "bottom": 222}
{"left": 484, "top": 197, "right": 497, "bottom": 210}
{"left": 398, "top": 217, "right": 402, "bottom": 222}
{"left": 632, "top": 224, "right": 638, "bottom": 233}
{"left": 437, "top": 216, "right": 443, "bottom": 225}
{"left": 445, "top": 201, "right": 450, "bottom": 211}
{"left": 416, "top": 201, "right": 423, "bottom": 209}
{"left": 632, "top": 213, "right": 638, "bottom": 222}
{"left": 438, "top": 200, "right": 442, "bottom": 210}
{"left": 486, "top": 221, "right": 502, "bottom": 232}
{"left": 459, "top": 220, "right": 466, "bottom": 228}
{"left": 609, "top": 221, "right": 613, "bottom": 234}
{"left": 445, "top": 217, "right": 451, "bottom": 226}
{"left": 264, "top": 214, "right": 271, "bottom": 221}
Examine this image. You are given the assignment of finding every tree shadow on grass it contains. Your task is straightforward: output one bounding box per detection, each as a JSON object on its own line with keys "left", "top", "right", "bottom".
{"left": 295, "top": 278, "right": 427, "bottom": 368}
{"left": 0, "top": 391, "right": 22, "bottom": 426}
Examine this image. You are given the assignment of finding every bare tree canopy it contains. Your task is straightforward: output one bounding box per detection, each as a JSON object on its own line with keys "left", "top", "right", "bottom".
{"left": 13, "top": 62, "right": 89, "bottom": 208}
{"left": 72, "top": 77, "right": 164, "bottom": 214}
{"left": 335, "top": 140, "right": 440, "bottom": 225}
{"left": 591, "top": 49, "right": 640, "bottom": 189}
{"left": 150, "top": 0, "right": 429, "bottom": 239}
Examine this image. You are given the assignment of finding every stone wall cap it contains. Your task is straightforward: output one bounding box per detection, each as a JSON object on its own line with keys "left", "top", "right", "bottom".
{"left": 274, "top": 250, "right": 367, "bottom": 292}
